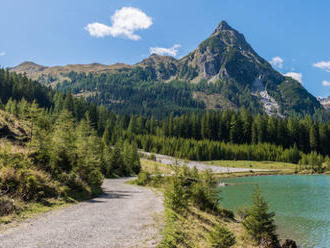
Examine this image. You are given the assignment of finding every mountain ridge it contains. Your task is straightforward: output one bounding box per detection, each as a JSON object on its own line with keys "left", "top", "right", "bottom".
{"left": 10, "top": 21, "right": 324, "bottom": 118}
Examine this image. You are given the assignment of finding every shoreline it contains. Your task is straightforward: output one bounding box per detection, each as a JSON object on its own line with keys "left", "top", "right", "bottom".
{"left": 219, "top": 174, "right": 330, "bottom": 248}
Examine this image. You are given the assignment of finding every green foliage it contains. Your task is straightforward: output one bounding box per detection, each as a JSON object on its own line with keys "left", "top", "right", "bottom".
{"left": 135, "top": 134, "right": 305, "bottom": 163}
{"left": 278, "top": 78, "right": 323, "bottom": 116}
{"left": 0, "top": 166, "right": 61, "bottom": 201}
{"left": 135, "top": 171, "right": 152, "bottom": 186}
{"left": 56, "top": 71, "right": 205, "bottom": 119}
{"left": 0, "top": 69, "right": 52, "bottom": 108}
{"left": 208, "top": 224, "right": 236, "bottom": 248}
{"left": 158, "top": 209, "right": 186, "bottom": 248}
{"left": 199, "top": 35, "right": 224, "bottom": 53}
{"left": 190, "top": 169, "right": 219, "bottom": 211}
{"left": 298, "top": 152, "right": 325, "bottom": 173}
{"left": 163, "top": 166, "right": 220, "bottom": 212}
{"left": 242, "top": 187, "right": 279, "bottom": 246}
{"left": 164, "top": 170, "right": 189, "bottom": 212}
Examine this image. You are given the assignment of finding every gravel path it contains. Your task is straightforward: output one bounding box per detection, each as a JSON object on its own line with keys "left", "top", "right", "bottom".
{"left": 142, "top": 152, "right": 266, "bottom": 173}
{"left": 0, "top": 178, "right": 163, "bottom": 248}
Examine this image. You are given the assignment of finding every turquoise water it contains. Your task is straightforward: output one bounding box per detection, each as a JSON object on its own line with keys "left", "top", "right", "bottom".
{"left": 220, "top": 175, "right": 330, "bottom": 248}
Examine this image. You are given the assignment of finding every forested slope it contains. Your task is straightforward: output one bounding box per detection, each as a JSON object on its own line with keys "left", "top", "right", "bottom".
{"left": 10, "top": 21, "right": 327, "bottom": 119}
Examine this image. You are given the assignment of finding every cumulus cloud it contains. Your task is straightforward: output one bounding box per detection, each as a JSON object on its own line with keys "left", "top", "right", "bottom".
{"left": 313, "top": 61, "right": 330, "bottom": 72}
{"left": 322, "top": 80, "right": 330, "bottom": 86}
{"left": 284, "top": 72, "right": 303, "bottom": 83}
{"left": 150, "top": 44, "right": 181, "bottom": 57}
{"left": 0, "top": 52, "right": 5, "bottom": 56}
{"left": 85, "top": 7, "right": 152, "bottom": 40}
{"left": 269, "top": 56, "right": 283, "bottom": 69}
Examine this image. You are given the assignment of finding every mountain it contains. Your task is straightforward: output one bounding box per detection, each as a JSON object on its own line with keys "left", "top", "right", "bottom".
{"left": 319, "top": 96, "right": 330, "bottom": 111}
{"left": 10, "top": 21, "right": 324, "bottom": 118}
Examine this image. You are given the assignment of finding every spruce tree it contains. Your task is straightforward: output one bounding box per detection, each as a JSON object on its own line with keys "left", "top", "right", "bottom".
{"left": 243, "top": 187, "right": 279, "bottom": 246}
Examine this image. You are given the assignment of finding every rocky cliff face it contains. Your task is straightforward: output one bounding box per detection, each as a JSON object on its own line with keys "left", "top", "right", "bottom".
{"left": 319, "top": 96, "right": 330, "bottom": 111}
{"left": 179, "top": 21, "right": 284, "bottom": 86}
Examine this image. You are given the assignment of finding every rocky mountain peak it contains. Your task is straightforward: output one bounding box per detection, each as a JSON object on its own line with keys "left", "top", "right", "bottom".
{"left": 213, "top": 20, "right": 233, "bottom": 34}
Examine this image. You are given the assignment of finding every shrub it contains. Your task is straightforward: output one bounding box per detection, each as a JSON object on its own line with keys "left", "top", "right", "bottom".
{"left": 0, "top": 196, "right": 17, "bottom": 216}
{"left": 149, "top": 153, "right": 157, "bottom": 161}
{"left": 164, "top": 174, "right": 188, "bottom": 212}
{"left": 135, "top": 171, "right": 152, "bottom": 186}
{"left": 0, "top": 167, "right": 60, "bottom": 201}
{"left": 236, "top": 206, "right": 250, "bottom": 221}
{"left": 218, "top": 208, "right": 234, "bottom": 219}
{"left": 159, "top": 209, "right": 185, "bottom": 248}
{"left": 190, "top": 169, "right": 219, "bottom": 211}
{"left": 20, "top": 169, "right": 59, "bottom": 201}
{"left": 208, "top": 224, "right": 236, "bottom": 248}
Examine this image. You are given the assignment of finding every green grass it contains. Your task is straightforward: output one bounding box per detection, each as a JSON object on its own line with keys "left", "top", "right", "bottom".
{"left": 205, "top": 160, "right": 297, "bottom": 171}
{"left": 0, "top": 198, "right": 73, "bottom": 232}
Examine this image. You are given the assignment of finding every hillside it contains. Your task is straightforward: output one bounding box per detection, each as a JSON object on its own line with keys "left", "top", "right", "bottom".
{"left": 11, "top": 21, "right": 324, "bottom": 118}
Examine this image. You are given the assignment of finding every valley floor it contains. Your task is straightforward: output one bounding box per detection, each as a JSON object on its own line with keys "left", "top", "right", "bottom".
{"left": 141, "top": 152, "right": 269, "bottom": 173}
{"left": 0, "top": 178, "right": 163, "bottom": 248}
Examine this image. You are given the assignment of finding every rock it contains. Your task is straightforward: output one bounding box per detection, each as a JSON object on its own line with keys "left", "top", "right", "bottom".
{"left": 281, "top": 239, "right": 298, "bottom": 248}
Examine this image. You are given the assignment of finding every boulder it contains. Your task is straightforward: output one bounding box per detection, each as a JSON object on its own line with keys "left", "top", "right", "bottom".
{"left": 281, "top": 239, "right": 298, "bottom": 248}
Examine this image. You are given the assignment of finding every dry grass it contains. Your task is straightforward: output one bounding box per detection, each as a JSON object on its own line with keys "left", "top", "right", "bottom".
{"left": 0, "top": 110, "right": 30, "bottom": 139}
{"left": 140, "top": 158, "right": 175, "bottom": 175}
{"left": 206, "top": 160, "right": 296, "bottom": 171}
{"left": 10, "top": 61, "right": 133, "bottom": 86}
{"left": 167, "top": 206, "right": 257, "bottom": 248}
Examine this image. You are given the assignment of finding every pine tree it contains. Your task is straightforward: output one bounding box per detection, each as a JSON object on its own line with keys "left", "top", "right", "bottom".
{"left": 49, "top": 110, "right": 76, "bottom": 173}
{"left": 108, "top": 144, "right": 125, "bottom": 177}
{"left": 63, "top": 92, "right": 74, "bottom": 113}
{"left": 309, "top": 123, "right": 320, "bottom": 152}
{"left": 243, "top": 187, "right": 279, "bottom": 246}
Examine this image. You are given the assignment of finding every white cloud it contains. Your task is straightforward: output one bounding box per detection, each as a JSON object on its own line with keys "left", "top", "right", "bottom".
{"left": 322, "top": 80, "right": 330, "bottom": 86}
{"left": 269, "top": 56, "right": 283, "bottom": 69}
{"left": 313, "top": 61, "right": 330, "bottom": 72}
{"left": 284, "top": 72, "right": 303, "bottom": 83}
{"left": 0, "top": 52, "right": 5, "bottom": 56}
{"left": 150, "top": 44, "right": 181, "bottom": 57}
{"left": 85, "top": 7, "right": 152, "bottom": 40}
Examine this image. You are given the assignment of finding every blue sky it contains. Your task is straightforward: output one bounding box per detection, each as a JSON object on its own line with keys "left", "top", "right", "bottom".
{"left": 1, "top": 0, "right": 330, "bottom": 97}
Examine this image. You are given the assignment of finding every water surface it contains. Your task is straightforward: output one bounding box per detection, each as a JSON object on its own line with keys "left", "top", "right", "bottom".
{"left": 220, "top": 175, "right": 330, "bottom": 248}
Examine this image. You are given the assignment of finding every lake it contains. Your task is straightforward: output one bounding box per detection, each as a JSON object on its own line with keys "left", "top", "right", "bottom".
{"left": 220, "top": 175, "right": 330, "bottom": 248}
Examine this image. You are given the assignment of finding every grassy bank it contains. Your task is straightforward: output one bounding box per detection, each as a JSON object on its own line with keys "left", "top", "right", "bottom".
{"left": 138, "top": 159, "right": 260, "bottom": 247}
{"left": 205, "top": 160, "right": 296, "bottom": 171}
{"left": 138, "top": 158, "right": 299, "bottom": 248}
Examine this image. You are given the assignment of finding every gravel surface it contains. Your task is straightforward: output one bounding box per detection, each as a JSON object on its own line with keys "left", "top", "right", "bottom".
{"left": 0, "top": 178, "right": 163, "bottom": 248}
{"left": 142, "top": 152, "right": 266, "bottom": 173}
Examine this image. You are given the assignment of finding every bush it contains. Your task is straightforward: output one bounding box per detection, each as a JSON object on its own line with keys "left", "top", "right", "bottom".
{"left": 236, "top": 206, "right": 250, "bottom": 221}
{"left": 218, "top": 208, "right": 234, "bottom": 219}
{"left": 0, "top": 196, "right": 17, "bottom": 216}
{"left": 20, "top": 169, "right": 59, "bottom": 201}
{"left": 149, "top": 153, "right": 157, "bottom": 161}
{"left": 164, "top": 174, "right": 188, "bottom": 212}
{"left": 135, "top": 171, "right": 152, "bottom": 186}
{"left": 208, "top": 224, "right": 236, "bottom": 248}
{"left": 190, "top": 169, "right": 219, "bottom": 211}
{"left": 0, "top": 167, "right": 60, "bottom": 201}
{"left": 159, "top": 209, "right": 185, "bottom": 248}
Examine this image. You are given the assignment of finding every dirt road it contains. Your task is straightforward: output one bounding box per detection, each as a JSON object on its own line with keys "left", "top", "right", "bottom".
{"left": 0, "top": 178, "right": 163, "bottom": 248}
